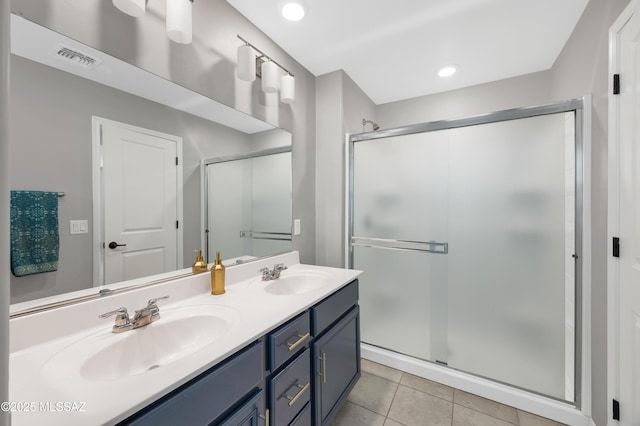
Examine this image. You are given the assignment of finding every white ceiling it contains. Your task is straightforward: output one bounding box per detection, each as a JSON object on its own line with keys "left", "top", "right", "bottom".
{"left": 226, "top": 0, "right": 590, "bottom": 105}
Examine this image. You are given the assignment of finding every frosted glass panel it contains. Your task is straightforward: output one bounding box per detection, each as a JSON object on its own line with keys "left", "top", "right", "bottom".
{"left": 355, "top": 245, "right": 449, "bottom": 361}
{"left": 353, "top": 131, "right": 449, "bottom": 362}
{"left": 252, "top": 152, "right": 292, "bottom": 234}
{"left": 353, "top": 131, "right": 448, "bottom": 242}
{"left": 446, "top": 113, "right": 567, "bottom": 399}
{"left": 208, "top": 159, "right": 251, "bottom": 259}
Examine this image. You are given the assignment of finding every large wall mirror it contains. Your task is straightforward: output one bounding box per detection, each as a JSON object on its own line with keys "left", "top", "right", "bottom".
{"left": 9, "top": 15, "right": 293, "bottom": 310}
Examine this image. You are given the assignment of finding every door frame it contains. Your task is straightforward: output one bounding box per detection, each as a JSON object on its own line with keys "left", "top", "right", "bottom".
{"left": 608, "top": 1, "right": 637, "bottom": 425}
{"left": 91, "top": 116, "right": 184, "bottom": 287}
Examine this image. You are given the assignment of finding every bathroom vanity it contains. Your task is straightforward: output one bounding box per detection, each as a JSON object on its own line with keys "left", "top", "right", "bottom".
{"left": 9, "top": 252, "right": 361, "bottom": 426}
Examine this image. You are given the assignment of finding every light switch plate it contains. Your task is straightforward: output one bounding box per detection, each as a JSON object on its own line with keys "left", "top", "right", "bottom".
{"left": 293, "top": 219, "right": 301, "bottom": 236}
{"left": 70, "top": 220, "right": 89, "bottom": 235}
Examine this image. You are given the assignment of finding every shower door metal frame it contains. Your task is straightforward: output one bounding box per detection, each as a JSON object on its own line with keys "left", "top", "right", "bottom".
{"left": 347, "top": 97, "right": 586, "bottom": 408}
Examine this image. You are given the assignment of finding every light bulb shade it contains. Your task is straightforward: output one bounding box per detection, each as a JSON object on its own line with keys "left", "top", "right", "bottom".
{"left": 166, "top": 0, "right": 192, "bottom": 44}
{"left": 280, "top": 74, "right": 295, "bottom": 104}
{"left": 261, "top": 61, "right": 279, "bottom": 93}
{"left": 237, "top": 45, "right": 256, "bottom": 82}
{"left": 113, "top": 0, "right": 146, "bottom": 17}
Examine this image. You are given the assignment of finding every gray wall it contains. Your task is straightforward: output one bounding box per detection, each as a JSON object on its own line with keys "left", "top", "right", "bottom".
{"left": 0, "top": 0, "right": 9, "bottom": 424}
{"left": 377, "top": 70, "right": 552, "bottom": 127}
{"left": 9, "top": 55, "right": 277, "bottom": 304}
{"left": 11, "top": 0, "right": 317, "bottom": 265}
{"left": 315, "top": 70, "right": 376, "bottom": 267}
{"left": 548, "top": 1, "right": 631, "bottom": 424}
{"left": 373, "top": 1, "right": 630, "bottom": 423}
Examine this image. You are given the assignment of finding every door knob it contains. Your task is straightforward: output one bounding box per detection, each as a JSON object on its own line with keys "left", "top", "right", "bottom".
{"left": 108, "top": 241, "right": 127, "bottom": 249}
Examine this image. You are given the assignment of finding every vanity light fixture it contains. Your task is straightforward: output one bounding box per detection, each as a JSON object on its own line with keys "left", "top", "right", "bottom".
{"left": 237, "top": 35, "right": 296, "bottom": 104}
{"left": 113, "top": 0, "right": 146, "bottom": 17}
{"left": 281, "top": 2, "right": 306, "bottom": 21}
{"left": 438, "top": 65, "right": 457, "bottom": 77}
{"left": 261, "top": 60, "right": 279, "bottom": 93}
{"left": 112, "top": 0, "right": 194, "bottom": 45}
{"left": 166, "top": 0, "right": 193, "bottom": 44}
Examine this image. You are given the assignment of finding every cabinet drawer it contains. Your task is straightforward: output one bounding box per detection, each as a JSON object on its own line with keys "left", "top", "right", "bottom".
{"left": 269, "top": 349, "right": 311, "bottom": 426}
{"left": 311, "top": 280, "right": 358, "bottom": 336}
{"left": 268, "top": 311, "right": 310, "bottom": 371}
{"left": 121, "top": 340, "right": 264, "bottom": 426}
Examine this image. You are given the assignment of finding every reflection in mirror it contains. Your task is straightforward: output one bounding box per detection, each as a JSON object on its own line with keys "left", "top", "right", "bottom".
{"left": 204, "top": 148, "right": 293, "bottom": 264}
{"left": 9, "top": 15, "right": 292, "bottom": 310}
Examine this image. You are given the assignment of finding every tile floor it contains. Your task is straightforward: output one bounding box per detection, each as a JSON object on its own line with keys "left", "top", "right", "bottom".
{"left": 331, "top": 359, "right": 567, "bottom": 426}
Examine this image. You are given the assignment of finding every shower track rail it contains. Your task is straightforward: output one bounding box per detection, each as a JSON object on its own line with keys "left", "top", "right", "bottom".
{"left": 351, "top": 236, "right": 448, "bottom": 254}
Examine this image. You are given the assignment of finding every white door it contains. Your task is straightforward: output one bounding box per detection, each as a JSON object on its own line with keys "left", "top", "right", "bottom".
{"left": 611, "top": 4, "right": 640, "bottom": 424}
{"left": 95, "top": 118, "right": 182, "bottom": 285}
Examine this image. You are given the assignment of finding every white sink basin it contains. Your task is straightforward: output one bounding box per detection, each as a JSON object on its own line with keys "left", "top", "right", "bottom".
{"left": 42, "top": 305, "right": 239, "bottom": 382}
{"left": 254, "top": 270, "right": 332, "bottom": 295}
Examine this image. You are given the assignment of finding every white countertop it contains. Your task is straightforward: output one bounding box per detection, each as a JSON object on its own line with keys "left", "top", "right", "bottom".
{"left": 9, "top": 252, "right": 361, "bottom": 425}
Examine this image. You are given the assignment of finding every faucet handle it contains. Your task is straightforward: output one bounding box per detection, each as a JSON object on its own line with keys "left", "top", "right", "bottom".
{"left": 147, "top": 295, "right": 170, "bottom": 307}
{"left": 145, "top": 296, "right": 169, "bottom": 322}
{"left": 274, "top": 263, "right": 287, "bottom": 271}
{"left": 99, "top": 307, "right": 129, "bottom": 320}
{"left": 99, "top": 307, "right": 131, "bottom": 331}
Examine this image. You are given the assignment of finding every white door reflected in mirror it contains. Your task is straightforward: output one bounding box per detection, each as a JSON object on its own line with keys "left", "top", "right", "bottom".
{"left": 96, "top": 118, "right": 184, "bottom": 285}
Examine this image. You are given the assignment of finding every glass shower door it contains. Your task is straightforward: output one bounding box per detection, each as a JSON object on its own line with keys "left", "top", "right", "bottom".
{"left": 446, "top": 113, "right": 572, "bottom": 400}
{"left": 352, "top": 130, "right": 449, "bottom": 362}
{"left": 350, "top": 109, "right": 576, "bottom": 402}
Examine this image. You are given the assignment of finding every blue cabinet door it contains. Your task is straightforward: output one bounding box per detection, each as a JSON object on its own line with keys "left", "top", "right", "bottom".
{"left": 312, "top": 306, "right": 361, "bottom": 426}
{"left": 219, "top": 389, "right": 264, "bottom": 426}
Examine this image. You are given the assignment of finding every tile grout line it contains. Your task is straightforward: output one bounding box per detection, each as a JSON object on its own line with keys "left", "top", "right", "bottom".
{"left": 385, "top": 378, "right": 401, "bottom": 418}
{"left": 385, "top": 374, "right": 409, "bottom": 426}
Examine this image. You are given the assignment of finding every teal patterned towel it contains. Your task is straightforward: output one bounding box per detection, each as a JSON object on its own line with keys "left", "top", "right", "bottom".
{"left": 10, "top": 190, "right": 59, "bottom": 277}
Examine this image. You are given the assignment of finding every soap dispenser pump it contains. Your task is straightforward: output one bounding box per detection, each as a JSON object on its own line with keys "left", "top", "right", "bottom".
{"left": 192, "top": 249, "right": 208, "bottom": 274}
{"left": 211, "top": 251, "right": 225, "bottom": 295}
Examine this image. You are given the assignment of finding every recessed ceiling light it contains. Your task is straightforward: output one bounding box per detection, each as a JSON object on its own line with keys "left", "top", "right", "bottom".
{"left": 282, "top": 2, "right": 305, "bottom": 21}
{"left": 438, "top": 66, "right": 457, "bottom": 77}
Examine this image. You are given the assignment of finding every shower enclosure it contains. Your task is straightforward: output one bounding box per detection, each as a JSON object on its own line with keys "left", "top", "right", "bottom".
{"left": 348, "top": 100, "right": 583, "bottom": 404}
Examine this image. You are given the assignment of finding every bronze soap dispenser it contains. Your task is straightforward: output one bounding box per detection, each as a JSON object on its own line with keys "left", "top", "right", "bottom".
{"left": 211, "top": 251, "right": 225, "bottom": 295}
{"left": 191, "top": 249, "right": 208, "bottom": 274}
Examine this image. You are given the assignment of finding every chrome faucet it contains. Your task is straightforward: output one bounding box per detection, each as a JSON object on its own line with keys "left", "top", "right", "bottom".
{"left": 99, "top": 296, "right": 170, "bottom": 333}
{"left": 260, "top": 263, "right": 288, "bottom": 281}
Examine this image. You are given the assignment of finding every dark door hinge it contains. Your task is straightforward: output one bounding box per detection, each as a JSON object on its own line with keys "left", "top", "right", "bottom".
{"left": 613, "top": 237, "right": 620, "bottom": 258}
{"left": 613, "top": 398, "right": 620, "bottom": 421}
{"left": 176, "top": 220, "right": 179, "bottom": 229}
{"left": 175, "top": 157, "right": 179, "bottom": 166}
{"left": 614, "top": 74, "right": 620, "bottom": 95}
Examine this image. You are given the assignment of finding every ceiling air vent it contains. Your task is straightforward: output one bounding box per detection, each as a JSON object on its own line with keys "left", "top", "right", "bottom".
{"left": 53, "top": 44, "right": 102, "bottom": 69}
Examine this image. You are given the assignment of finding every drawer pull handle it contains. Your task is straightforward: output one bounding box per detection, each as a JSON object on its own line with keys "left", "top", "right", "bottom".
{"left": 286, "top": 382, "right": 310, "bottom": 407}
{"left": 318, "top": 352, "right": 327, "bottom": 384}
{"left": 259, "top": 408, "right": 270, "bottom": 426}
{"left": 286, "top": 332, "right": 311, "bottom": 352}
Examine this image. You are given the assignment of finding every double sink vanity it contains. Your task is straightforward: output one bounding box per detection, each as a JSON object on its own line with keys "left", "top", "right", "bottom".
{"left": 9, "top": 252, "right": 362, "bottom": 425}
